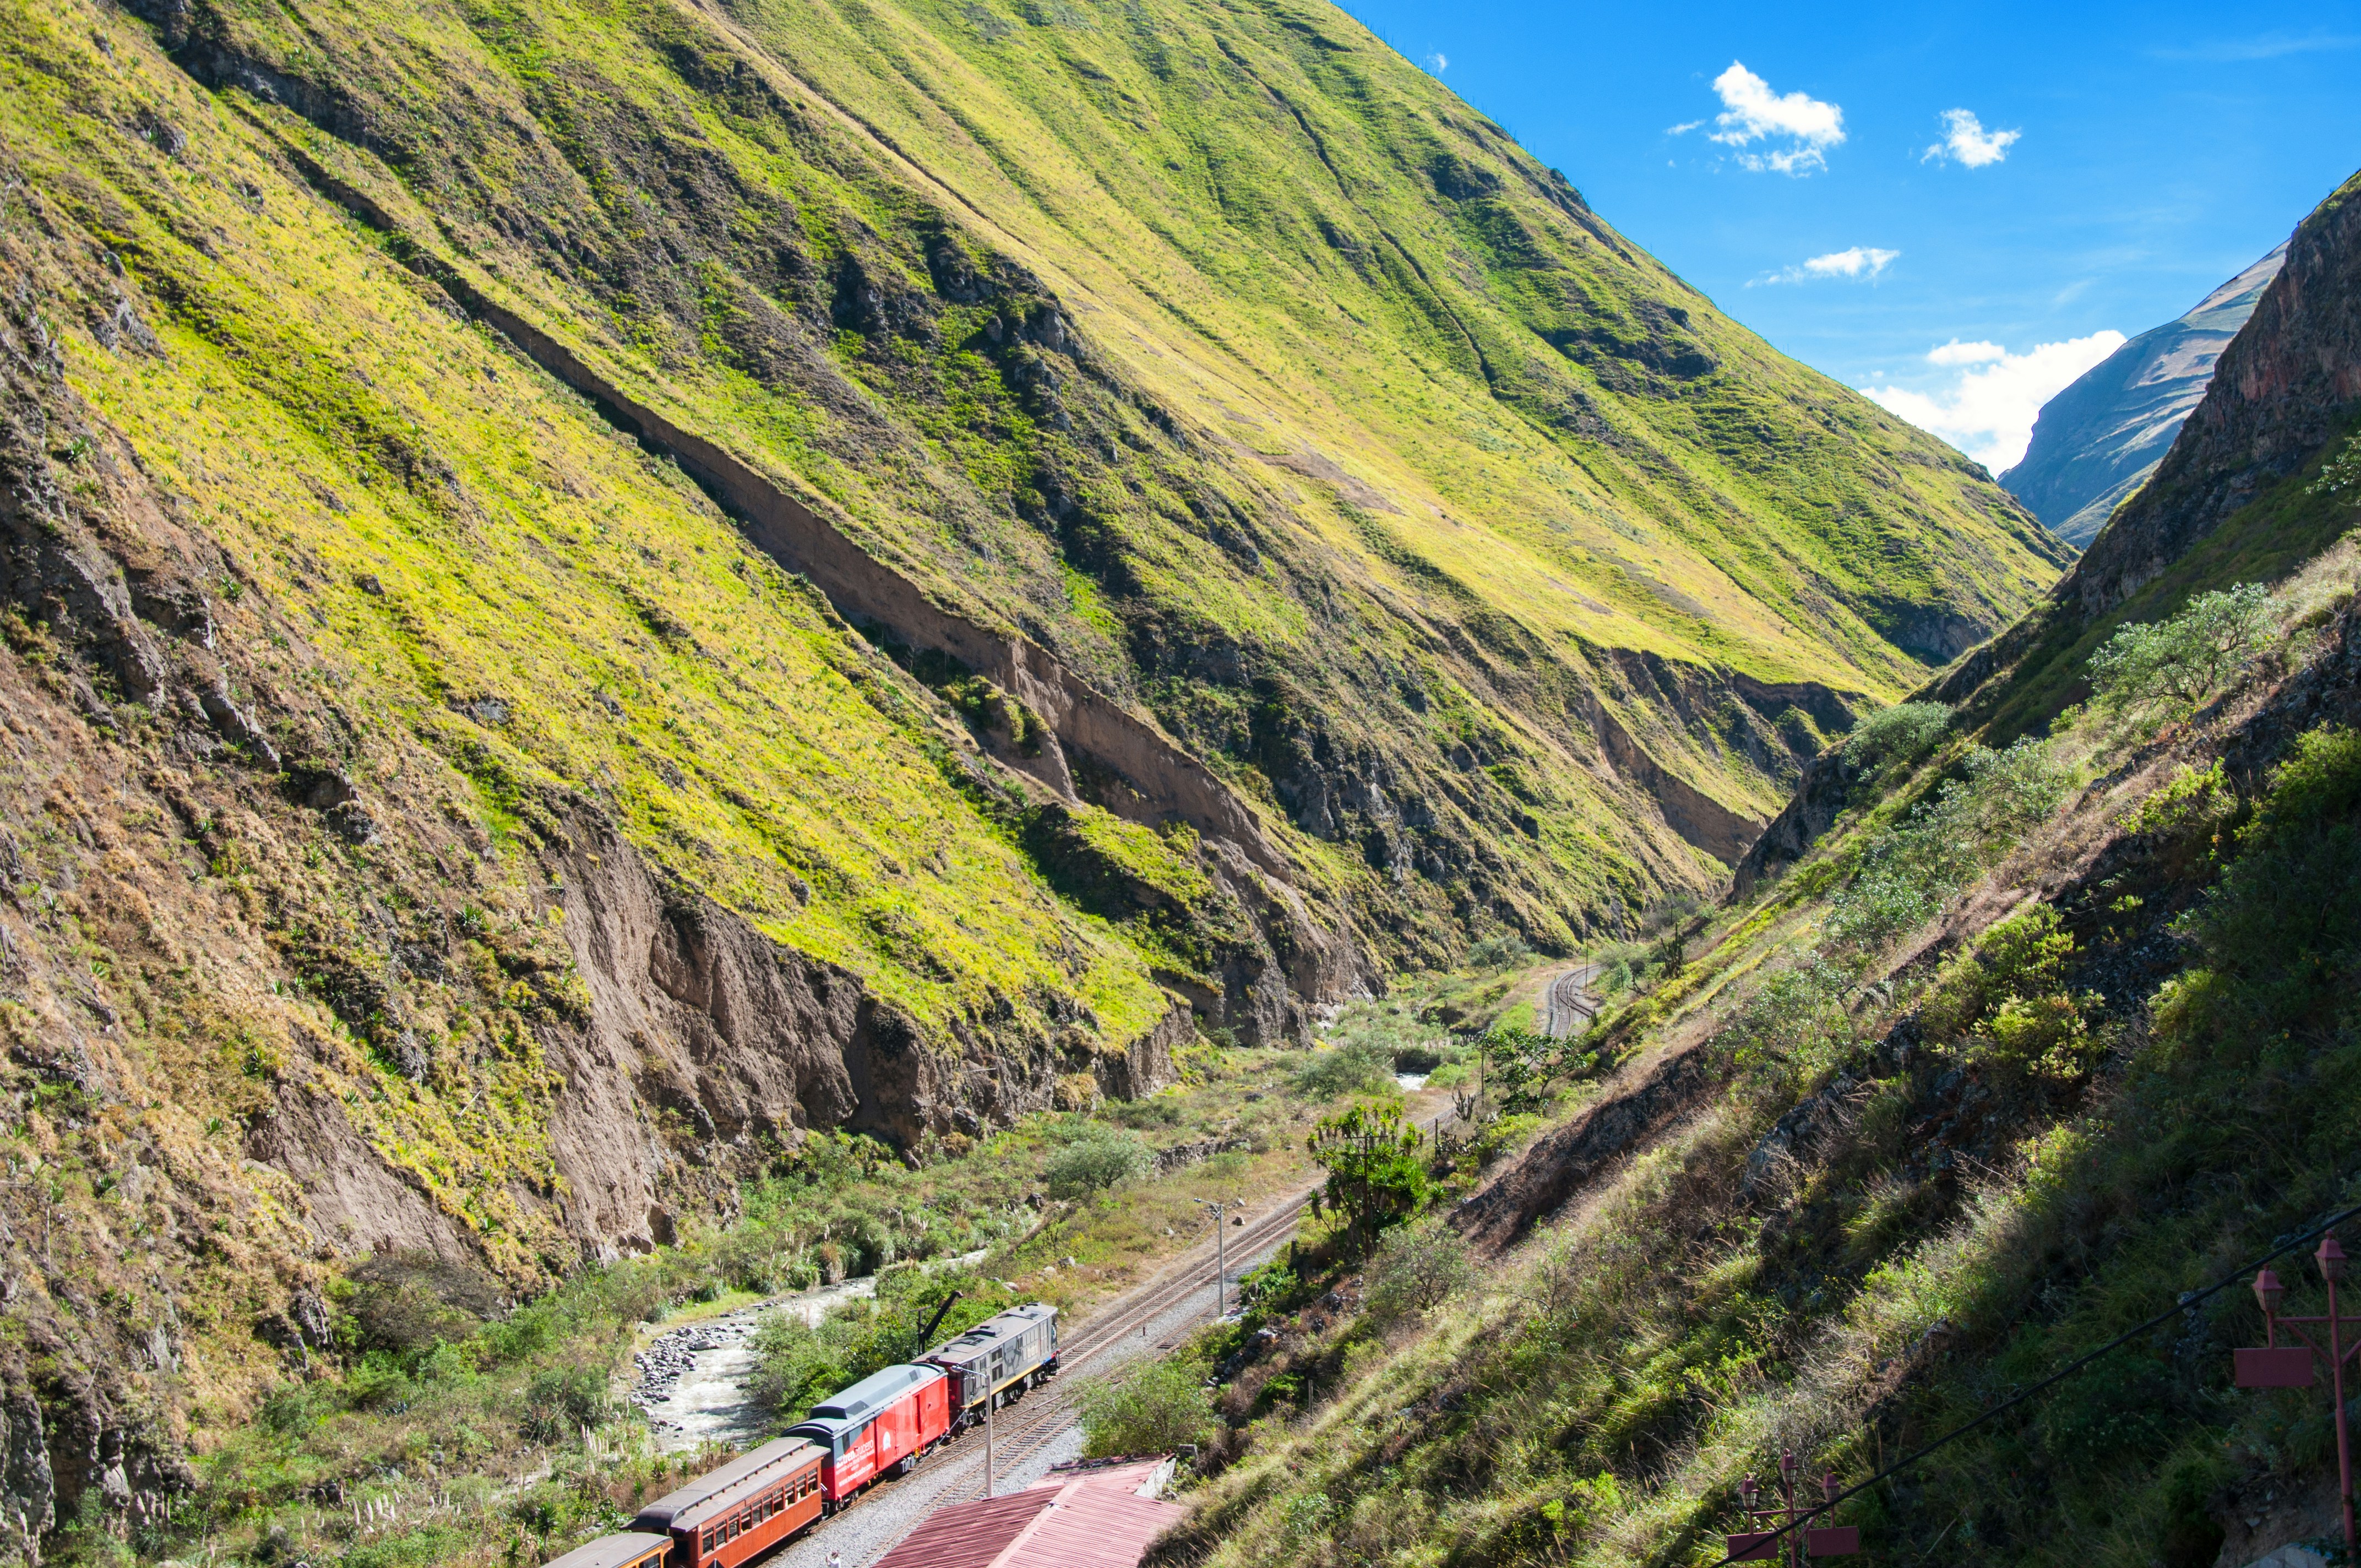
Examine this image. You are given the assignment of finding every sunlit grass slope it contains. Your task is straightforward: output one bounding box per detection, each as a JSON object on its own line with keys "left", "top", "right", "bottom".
{"left": 0, "top": 0, "right": 1172, "bottom": 1042}
{"left": 713, "top": 0, "right": 2065, "bottom": 682}
{"left": 100, "top": 0, "right": 2071, "bottom": 938}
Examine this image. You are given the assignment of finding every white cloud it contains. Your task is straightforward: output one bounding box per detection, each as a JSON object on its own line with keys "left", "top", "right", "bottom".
{"left": 1924, "top": 108, "right": 2020, "bottom": 168}
{"left": 1670, "top": 62, "right": 1845, "bottom": 176}
{"left": 1763, "top": 246, "right": 1898, "bottom": 285}
{"left": 1862, "top": 331, "right": 2127, "bottom": 471}
{"left": 1426, "top": 51, "right": 1448, "bottom": 72}
{"left": 1927, "top": 339, "right": 2008, "bottom": 366}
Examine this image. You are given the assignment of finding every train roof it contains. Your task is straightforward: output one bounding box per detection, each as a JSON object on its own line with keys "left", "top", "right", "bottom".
{"left": 538, "top": 1533, "right": 670, "bottom": 1568}
{"left": 630, "top": 1436, "right": 817, "bottom": 1531}
{"left": 921, "top": 1302, "right": 1057, "bottom": 1367}
{"left": 808, "top": 1360, "right": 938, "bottom": 1423}
{"left": 666, "top": 1441, "right": 822, "bottom": 1533}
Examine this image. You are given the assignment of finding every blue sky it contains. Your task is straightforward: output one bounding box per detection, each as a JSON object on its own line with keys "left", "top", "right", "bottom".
{"left": 1332, "top": 0, "right": 2361, "bottom": 472}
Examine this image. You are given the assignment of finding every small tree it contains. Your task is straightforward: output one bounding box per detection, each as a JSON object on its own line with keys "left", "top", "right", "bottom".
{"left": 1043, "top": 1129, "right": 1150, "bottom": 1200}
{"left": 1842, "top": 700, "right": 1952, "bottom": 781}
{"left": 1307, "top": 1104, "right": 1427, "bottom": 1250}
{"left": 1479, "top": 1023, "right": 1599, "bottom": 1115}
{"left": 2085, "top": 584, "right": 2276, "bottom": 727}
{"left": 1076, "top": 1359, "right": 1215, "bottom": 1457}
{"left": 1364, "top": 1218, "right": 1473, "bottom": 1326}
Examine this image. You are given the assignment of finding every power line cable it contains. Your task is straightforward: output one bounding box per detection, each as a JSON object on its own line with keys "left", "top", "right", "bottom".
{"left": 1705, "top": 1196, "right": 2361, "bottom": 1567}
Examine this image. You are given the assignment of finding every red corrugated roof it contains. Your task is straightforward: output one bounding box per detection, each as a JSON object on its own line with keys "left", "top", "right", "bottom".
{"left": 872, "top": 1491, "right": 1053, "bottom": 1568}
{"left": 871, "top": 1462, "right": 1185, "bottom": 1568}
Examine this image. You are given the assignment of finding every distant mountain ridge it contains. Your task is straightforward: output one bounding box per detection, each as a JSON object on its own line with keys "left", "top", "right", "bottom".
{"left": 2002, "top": 243, "right": 2288, "bottom": 547}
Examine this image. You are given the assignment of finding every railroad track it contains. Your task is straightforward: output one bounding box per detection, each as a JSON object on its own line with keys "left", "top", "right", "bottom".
{"left": 915, "top": 1187, "right": 1320, "bottom": 1502}
{"left": 795, "top": 1090, "right": 1483, "bottom": 1560}
{"left": 1543, "top": 961, "right": 1602, "bottom": 1039}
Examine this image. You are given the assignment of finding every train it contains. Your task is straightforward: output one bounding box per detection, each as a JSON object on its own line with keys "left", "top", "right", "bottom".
{"left": 539, "top": 1302, "right": 1060, "bottom": 1567}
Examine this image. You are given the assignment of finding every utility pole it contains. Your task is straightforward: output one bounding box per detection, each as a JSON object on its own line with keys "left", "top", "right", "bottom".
{"left": 984, "top": 1391, "right": 995, "bottom": 1498}
{"left": 1195, "top": 1199, "right": 1230, "bottom": 1317}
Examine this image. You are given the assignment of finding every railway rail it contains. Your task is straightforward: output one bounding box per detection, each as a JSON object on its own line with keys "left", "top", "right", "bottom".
{"left": 878, "top": 1186, "right": 1320, "bottom": 1508}
{"left": 1543, "top": 962, "right": 1602, "bottom": 1039}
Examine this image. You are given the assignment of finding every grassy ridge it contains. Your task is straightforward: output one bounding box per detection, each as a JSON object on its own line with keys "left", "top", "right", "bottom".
{"left": 1, "top": 0, "right": 1175, "bottom": 1039}
{"left": 1146, "top": 520, "right": 2361, "bottom": 1564}
{"left": 126, "top": 0, "right": 2070, "bottom": 943}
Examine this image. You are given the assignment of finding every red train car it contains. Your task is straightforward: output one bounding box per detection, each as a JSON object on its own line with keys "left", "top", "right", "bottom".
{"left": 787, "top": 1362, "right": 953, "bottom": 1508}
{"left": 629, "top": 1435, "right": 825, "bottom": 1568}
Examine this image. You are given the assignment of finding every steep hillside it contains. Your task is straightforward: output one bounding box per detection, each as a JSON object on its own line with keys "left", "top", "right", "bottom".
{"left": 2003, "top": 243, "right": 2284, "bottom": 547}
{"left": 109, "top": 0, "right": 2069, "bottom": 896}
{"left": 1743, "top": 175, "right": 2361, "bottom": 894}
{"left": 0, "top": 0, "right": 2075, "bottom": 1538}
{"left": 1156, "top": 165, "right": 2361, "bottom": 1568}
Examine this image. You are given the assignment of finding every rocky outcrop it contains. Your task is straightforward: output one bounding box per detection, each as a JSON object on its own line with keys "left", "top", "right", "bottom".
{"left": 1729, "top": 742, "right": 1859, "bottom": 896}
{"left": 2068, "top": 175, "right": 2361, "bottom": 618}
{"left": 2003, "top": 244, "right": 2286, "bottom": 548}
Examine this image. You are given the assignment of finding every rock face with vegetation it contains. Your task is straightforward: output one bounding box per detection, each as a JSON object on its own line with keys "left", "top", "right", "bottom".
{"left": 2003, "top": 243, "right": 2284, "bottom": 548}
{"left": 0, "top": 0, "right": 2076, "bottom": 1547}
{"left": 1157, "top": 165, "right": 2361, "bottom": 1568}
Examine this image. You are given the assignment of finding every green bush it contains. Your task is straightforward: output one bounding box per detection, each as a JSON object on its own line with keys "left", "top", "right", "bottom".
{"left": 1842, "top": 700, "right": 1951, "bottom": 780}
{"left": 519, "top": 1365, "right": 611, "bottom": 1444}
{"left": 1827, "top": 736, "right": 2073, "bottom": 949}
{"left": 1465, "top": 933, "right": 1533, "bottom": 970}
{"left": 2086, "top": 582, "right": 2275, "bottom": 727}
{"left": 1043, "top": 1128, "right": 1151, "bottom": 1199}
{"left": 1076, "top": 1358, "right": 1216, "bottom": 1458}
{"left": 1291, "top": 1038, "right": 1396, "bottom": 1099}
{"left": 1919, "top": 906, "right": 2098, "bottom": 1077}
{"left": 1363, "top": 1218, "right": 1473, "bottom": 1325}
{"left": 345, "top": 1250, "right": 502, "bottom": 1359}
{"left": 1479, "top": 1023, "right": 1602, "bottom": 1114}
{"left": 1713, "top": 957, "right": 1855, "bottom": 1092}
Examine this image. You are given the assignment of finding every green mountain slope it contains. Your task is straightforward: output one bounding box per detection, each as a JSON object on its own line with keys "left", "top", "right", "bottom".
{"left": 0, "top": 0, "right": 2080, "bottom": 1512}
{"left": 1155, "top": 165, "right": 2361, "bottom": 1568}
{"left": 107, "top": 0, "right": 2063, "bottom": 934}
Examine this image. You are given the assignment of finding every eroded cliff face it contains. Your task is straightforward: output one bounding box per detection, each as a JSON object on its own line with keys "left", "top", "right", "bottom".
{"left": 0, "top": 197, "right": 1238, "bottom": 1549}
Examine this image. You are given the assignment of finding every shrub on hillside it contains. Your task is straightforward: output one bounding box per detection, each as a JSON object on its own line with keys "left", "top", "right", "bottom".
{"left": 1465, "top": 933, "right": 1535, "bottom": 970}
{"left": 1076, "top": 1358, "right": 1216, "bottom": 1458}
{"left": 1043, "top": 1128, "right": 1151, "bottom": 1199}
{"left": 2086, "top": 583, "right": 2276, "bottom": 727}
{"left": 1364, "top": 1218, "right": 1473, "bottom": 1326}
{"left": 1713, "top": 956, "right": 1856, "bottom": 1092}
{"left": 345, "top": 1250, "right": 503, "bottom": 1357}
{"left": 1479, "top": 1023, "right": 1603, "bottom": 1115}
{"left": 1827, "top": 736, "right": 2074, "bottom": 949}
{"left": 519, "top": 1365, "right": 611, "bottom": 1444}
{"left": 1843, "top": 700, "right": 1952, "bottom": 781}
{"left": 1291, "top": 1038, "right": 1396, "bottom": 1099}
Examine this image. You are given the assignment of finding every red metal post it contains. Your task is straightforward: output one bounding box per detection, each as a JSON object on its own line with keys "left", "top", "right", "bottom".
{"left": 2234, "top": 1234, "right": 2361, "bottom": 1564}
{"left": 1729, "top": 1453, "right": 1857, "bottom": 1564}
{"left": 2325, "top": 1238, "right": 2357, "bottom": 1558}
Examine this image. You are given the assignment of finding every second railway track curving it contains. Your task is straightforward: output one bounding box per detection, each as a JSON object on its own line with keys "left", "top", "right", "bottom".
{"left": 1542, "top": 961, "right": 1603, "bottom": 1039}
